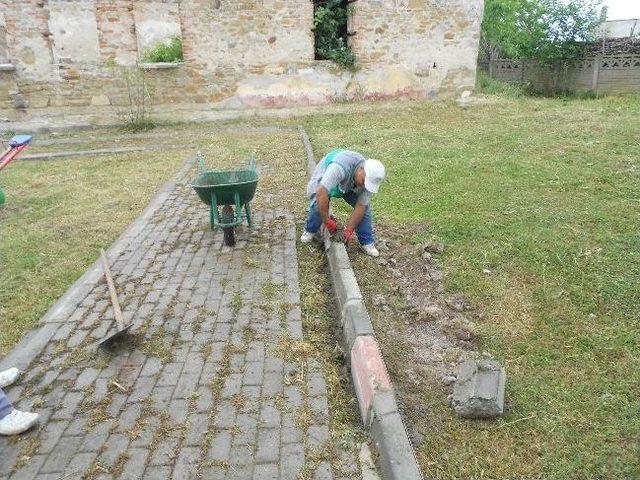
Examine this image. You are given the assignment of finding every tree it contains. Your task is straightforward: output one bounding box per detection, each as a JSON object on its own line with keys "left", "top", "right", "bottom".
{"left": 481, "top": 0, "right": 602, "bottom": 65}
{"left": 481, "top": 0, "right": 524, "bottom": 61}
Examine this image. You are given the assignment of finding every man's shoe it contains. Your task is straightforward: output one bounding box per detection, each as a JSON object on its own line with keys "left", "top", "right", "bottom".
{"left": 300, "top": 230, "right": 315, "bottom": 243}
{"left": 0, "top": 410, "right": 40, "bottom": 436}
{"left": 361, "top": 243, "right": 380, "bottom": 257}
{"left": 0, "top": 368, "right": 19, "bottom": 389}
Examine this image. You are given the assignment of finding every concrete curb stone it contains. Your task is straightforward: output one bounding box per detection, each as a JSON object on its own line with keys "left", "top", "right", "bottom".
{"left": 298, "top": 125, "right": 317, "bottom": 178}
{"left": 342, "top": 300, "right": 374, "bottom": 349}
{"left": 331, "top": 260, "right": 364, "bottom": 315}
{"left": 350, "top": 336, "right": 392, "bottom": 424}
{"left": 33, "top": 125, "right": 295, "bottom": 148}
{"left": 370, "top": 408, "right": 424, "bottom": 480}
{"left": 326, "top": 241, "right": 352, "bottom": 271}
{"left": 452, "top": 359, "right": 506, "bottom": 418}
{"left": 298, "top": 126, "right": 423, "bottom": 480}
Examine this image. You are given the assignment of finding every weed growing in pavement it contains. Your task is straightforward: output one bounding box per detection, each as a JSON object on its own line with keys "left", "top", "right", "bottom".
{"left": 229, "top": 291, "right": 243, "bottom": 316}
{"left": 296, "top": 240, "right": 366, "bottom": 474}
{"left": 137, "top": 327, "right": 173, "bottom": 364}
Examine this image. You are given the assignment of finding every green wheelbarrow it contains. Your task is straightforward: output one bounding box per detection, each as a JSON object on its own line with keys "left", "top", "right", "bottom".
{"left": 189, "top": 153, "right": 259, "bottom": 247}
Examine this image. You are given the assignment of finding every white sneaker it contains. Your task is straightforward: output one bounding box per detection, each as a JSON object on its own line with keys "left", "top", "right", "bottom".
{"left": 0, "top": 410, "right": 40, "bottom": 436}
{"left": 0, "top": 368, "right": 19, "bottom": 388}
{"left": 361, "top": 244, "right": 380, "bottom": 257}
{"left": 300, "top": 230, "right": 315, "bottom": 243}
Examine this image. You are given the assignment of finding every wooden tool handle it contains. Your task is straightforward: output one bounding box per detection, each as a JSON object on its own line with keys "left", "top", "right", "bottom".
{"left": 100, "top": 249, "right": 124, "bottom": 329}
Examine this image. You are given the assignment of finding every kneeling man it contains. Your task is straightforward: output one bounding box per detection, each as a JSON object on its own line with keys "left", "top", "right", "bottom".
{"left": 301, "top": 149, "right": 385, "bottom": 257}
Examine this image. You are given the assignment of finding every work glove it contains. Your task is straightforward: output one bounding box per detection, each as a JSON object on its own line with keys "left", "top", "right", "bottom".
{"left": 324, "top": 218, "right": 338, "bottom": 234}
{"left": 343, "top": 227, "right": 355, "bottom": 244}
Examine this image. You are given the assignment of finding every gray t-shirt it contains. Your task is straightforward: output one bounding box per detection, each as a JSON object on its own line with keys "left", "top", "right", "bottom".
{"left": 317, "top": 163, "right": 374, "bottom": 206}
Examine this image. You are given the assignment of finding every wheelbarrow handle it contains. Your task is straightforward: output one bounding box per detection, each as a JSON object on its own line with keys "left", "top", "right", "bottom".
{"left": 0, "top": 144, "right": 27, "bottom": 173}
{"left": 248, "top": 152, "right": 257, "bottom": 172}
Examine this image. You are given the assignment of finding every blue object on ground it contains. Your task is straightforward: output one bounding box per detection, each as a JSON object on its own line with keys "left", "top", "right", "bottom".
{"left": 9, "top": 135, "right": 33, "bottom": 148}
{"left": 0, "top": 388, "right": 12, "bottom": 420}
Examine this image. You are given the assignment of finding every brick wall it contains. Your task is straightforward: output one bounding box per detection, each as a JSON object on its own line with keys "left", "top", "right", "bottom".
{"left": 0, "top": 0, "right": 484, "bottom": 112}
{"left": 3, "top": 0, "right": 55, "bottom": 81}
{"left": 95, "top": 0, "right": 138, "bottom": 65}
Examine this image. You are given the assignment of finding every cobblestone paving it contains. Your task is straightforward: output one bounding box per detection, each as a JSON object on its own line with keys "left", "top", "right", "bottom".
{"left": 0, "top": 167, "right": 359, "bottom": 479}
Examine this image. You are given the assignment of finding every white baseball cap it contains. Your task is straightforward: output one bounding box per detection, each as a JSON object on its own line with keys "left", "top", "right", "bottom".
{"left": 363, "top": 158, "right": 385, "bottom": 193}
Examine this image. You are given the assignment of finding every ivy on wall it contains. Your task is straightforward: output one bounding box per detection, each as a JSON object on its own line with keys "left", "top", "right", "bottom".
{"left": 313, "top": 0, "right": 356, "bottom": 69}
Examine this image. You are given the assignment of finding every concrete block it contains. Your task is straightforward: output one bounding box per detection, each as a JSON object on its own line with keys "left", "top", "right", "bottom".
{"left": 350, "top": 336, "right": 392, "bottom": 424}
{"left": 326, "top": 241, "right": 352, "bottom": 273}
{"left": 370, "top": 409, "right": 423, "bottom": 480}
{"left": 371, "top": 390, "right": 399, "bottom": 423}
{"left": 342, "top": 299, "right": 374, "bottom": 349}
{"left": 452, "top": 359, "right": 506, "bottom": 418}
{"left": 330, "top": 264, "right": 363, "bottom": 314}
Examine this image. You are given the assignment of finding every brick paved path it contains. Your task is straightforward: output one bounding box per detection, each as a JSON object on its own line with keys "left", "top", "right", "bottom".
{"left": 0, "top": 167, "right": 359, "bottom": 479}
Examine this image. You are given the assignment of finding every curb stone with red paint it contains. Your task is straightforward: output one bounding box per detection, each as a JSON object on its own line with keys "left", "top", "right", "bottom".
{"left": 299, "top": 126, "right": 424, "bottom": 480}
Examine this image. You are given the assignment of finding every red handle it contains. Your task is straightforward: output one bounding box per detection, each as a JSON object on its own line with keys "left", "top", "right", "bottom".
{"left": 0, "top": 144, "right": 26, "bottom": 172}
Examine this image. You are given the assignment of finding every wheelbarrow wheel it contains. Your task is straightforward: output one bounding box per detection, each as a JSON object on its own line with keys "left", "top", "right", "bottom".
{"left": 221, "top": 205, "right": 236, "bottom": 247}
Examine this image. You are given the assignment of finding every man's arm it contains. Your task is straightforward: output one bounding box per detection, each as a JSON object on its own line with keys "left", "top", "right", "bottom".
{"left": 343, "top": 191, "right": 373, "bottom": 243}
{"left": 315, "top": 163, "right": 344, "bottom": 232}
{"left": 315, "top": 185, "right": 331, "bottom": 223}
{"left": 346, "top": 203, "right": 367, "bottom": 232}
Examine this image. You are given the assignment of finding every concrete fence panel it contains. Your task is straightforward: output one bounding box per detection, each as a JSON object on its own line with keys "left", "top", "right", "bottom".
{"left": 489, "top": 54, "right": 640, "bottom": 94}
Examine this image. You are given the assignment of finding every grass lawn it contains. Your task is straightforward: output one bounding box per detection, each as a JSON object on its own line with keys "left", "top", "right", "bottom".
{"left": 301, "top": 94, "right": 639, "bottom": 478}
{"left": 1, "top": 93, "right": 637, "bottom": 478}
{"left": 0, "top": 151, "right": 184, "bottom": 353}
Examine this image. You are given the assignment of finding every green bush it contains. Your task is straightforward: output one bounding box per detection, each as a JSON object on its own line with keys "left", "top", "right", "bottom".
{"left": 313, "top": 0, "right": 356, "bottom": 69}
{"left": 120, "top": 117, "right": 156, "bottom": 133}
{"left": 141, "top": 36, "right": 183, "bottom": 63}
{"left": 116, "top": 66, "right": 156, "bottom": 132}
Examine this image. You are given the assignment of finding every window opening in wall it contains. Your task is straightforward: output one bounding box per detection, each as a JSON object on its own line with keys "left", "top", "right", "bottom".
{"left": 134, "top": 2, "right": 183, "bottom": 65}
{"left": 140, "top": 35, "right": 183, "bottom": 63}
{"left": 313, "top": 0, "right": 356, "bottom": 69}
{"left": 49, "top": 3, "right": 101, "bottom": 64}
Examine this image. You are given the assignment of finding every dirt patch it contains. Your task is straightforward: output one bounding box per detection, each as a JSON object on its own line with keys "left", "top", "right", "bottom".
{"left": 349, "top": 222, "right": 493, "bottom": 442}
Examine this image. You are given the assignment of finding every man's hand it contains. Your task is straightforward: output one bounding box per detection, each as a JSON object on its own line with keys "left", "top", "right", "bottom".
{"left": 343, "top": 227, "right": 355, "bottom": 244}
{"left": 324, "top": 218, "right": 338, "bottom": 234}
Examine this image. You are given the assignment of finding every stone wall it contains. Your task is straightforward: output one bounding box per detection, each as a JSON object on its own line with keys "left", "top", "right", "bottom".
{"left": 351, "top": 0, "right": 483, "bottom": 97}
{"left": 0, "top": 0, "right": 484, "bottom": 113}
